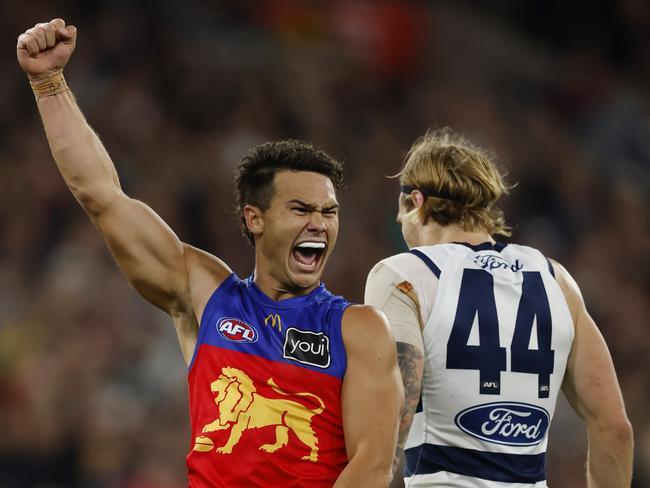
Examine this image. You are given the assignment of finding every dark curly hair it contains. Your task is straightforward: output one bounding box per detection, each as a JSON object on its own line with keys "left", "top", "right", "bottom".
{"left": 234, "top": 139, "right": 344, "bottom": 244}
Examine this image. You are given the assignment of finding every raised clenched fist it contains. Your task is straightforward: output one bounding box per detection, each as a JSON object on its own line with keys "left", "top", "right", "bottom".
{"left": 17, "top": 18, "right": 77, "bottom": 80}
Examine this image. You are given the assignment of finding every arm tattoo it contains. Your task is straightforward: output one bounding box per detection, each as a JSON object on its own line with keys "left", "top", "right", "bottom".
{"left": 392, "top": 342, "right": 424, "bottom": 476}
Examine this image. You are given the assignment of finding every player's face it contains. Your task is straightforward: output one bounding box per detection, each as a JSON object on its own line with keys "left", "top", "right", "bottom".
{"left": 397, "top": 194, "right": 418, "bottom": 248}
{"left": 257, "top": 170, "right": 339, "bottom": 293}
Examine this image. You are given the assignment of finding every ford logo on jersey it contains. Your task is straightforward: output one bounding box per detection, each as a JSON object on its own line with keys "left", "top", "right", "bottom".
{"left": 217, "top": 318, "right": 258, "bottom": 343}
{"left": 455, "top": 402, "right": 550, "bottom": 446}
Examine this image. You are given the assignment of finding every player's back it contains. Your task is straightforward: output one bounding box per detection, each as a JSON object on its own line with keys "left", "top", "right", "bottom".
{"left": 395, "top": 242, "right": 574, "bottom": 487}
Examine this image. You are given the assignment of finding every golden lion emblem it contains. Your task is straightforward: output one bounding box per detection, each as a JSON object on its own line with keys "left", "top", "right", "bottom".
{"left": 193, "top": 366, "right": 325, "bottom": 462}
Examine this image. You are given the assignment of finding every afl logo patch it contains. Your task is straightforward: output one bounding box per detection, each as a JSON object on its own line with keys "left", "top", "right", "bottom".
{"left": 455, "top": 402, "right": 550, "bottom": 446}
{"left": 217, "top": 318, "right": 258, "bottom": 343}
{"left": 283, "top": 328, "right": 330, "bottom": 368}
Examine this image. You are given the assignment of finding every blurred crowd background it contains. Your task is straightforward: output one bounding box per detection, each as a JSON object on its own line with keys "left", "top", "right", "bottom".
{"left": 1, "top": 1, "right": 649, "bottom": 486}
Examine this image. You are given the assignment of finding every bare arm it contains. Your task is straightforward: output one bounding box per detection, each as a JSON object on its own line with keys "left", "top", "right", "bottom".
{"left": 391, "top": 342, "right": 423, "bottom": 487}
{"left": 552, "top": 261, "right": 633, "bottom": 488}
{"left": 40, "top": 90, "right": 189, "bottom": 310}
{"left": 365, "top": 264, "right": 425, "bottom": 488}
{"left": 334, "top": 305, "right": 403, "bottom": 488}
{"left": 17, "top": 19, "right": 230, "bottom": 361}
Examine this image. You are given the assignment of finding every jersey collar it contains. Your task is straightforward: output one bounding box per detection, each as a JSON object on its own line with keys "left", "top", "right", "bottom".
{"left": 453, "top": 241, "right": 508, "bottom": 253}
{"left": 244, "top": 276, "right": 328, "bottom": 309}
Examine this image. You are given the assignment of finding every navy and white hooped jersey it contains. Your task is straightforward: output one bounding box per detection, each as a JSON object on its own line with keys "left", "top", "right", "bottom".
{"left": 387, "top": 242, "right": 574, "bottom": 487}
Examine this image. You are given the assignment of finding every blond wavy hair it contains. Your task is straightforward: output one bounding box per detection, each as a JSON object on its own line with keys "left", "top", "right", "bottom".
{"left": 397, "top": 128, "right": 512, "bottom": 236}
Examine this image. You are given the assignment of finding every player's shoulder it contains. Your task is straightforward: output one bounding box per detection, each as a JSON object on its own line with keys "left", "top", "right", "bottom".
{"left": 366, "top": 251, "right": 435, "bottom": 305}
{"left": 524, "top": 248, "right": 579, "bottom": 294}
{"left": 183, "top": 244, "right": 235, "bottom": 313}
{"left": 369, "top": 249, "right": 437, "bottom": 280}
{"left": 547, "top": 258, "right": 584, "bottom": 320}
{"left": 372, "top": 251, "right": 416, "bottom": 271}
{"left": 184, "top": 244, "right": 233, "bottom": 284}
{"left": 342, "top": 304, "right": 389, "bottom": 328}
{"left": 341, "top": 306, "right": 398, "bottom": 376}
{"left": 496, "top": 242, "right": 557, "bottom": 273}
{"left": 547, "top": 258, "right": 572, "bottom": 282}
{"left": 496, "top": 242, "right": 543, "bottom": 259}
{"left": 341, "top": 304, "right": 394, "bottom": 350}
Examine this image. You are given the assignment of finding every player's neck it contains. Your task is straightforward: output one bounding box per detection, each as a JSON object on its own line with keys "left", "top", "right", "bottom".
{"left": 416, "top": 223, "right": 494, "bottom": 247}
{"left": 252, "top": 262, "right": 320, "bottom": 302}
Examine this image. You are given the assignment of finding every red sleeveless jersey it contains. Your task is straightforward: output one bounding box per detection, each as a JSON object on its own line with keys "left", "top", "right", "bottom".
{"left": 187, "top": 275, "right": 350, "bottom": 487}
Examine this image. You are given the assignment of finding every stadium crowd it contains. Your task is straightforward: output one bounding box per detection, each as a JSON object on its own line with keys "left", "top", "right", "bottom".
{"left": 1, "top": 1, "right": 648, "bottom": 486}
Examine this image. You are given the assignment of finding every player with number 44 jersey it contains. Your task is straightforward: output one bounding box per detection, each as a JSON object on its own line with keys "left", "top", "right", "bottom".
{"left": 365, "top": 128, "right": 633, "bottom": 488}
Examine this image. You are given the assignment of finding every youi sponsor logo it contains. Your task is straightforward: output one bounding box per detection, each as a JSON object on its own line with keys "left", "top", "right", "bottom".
{"left": 217, "top": 318, "right": 258, "bottom": 343}
{"left": 283, "top": 327, "right": 330, "bottom": 368}
{"left": 455, "top": 402, "right": 550, "bottom": 446}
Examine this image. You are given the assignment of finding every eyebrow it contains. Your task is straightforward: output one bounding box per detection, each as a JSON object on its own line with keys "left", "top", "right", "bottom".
{"left": 288, "top": 199, "right": 339, "bottom": 211}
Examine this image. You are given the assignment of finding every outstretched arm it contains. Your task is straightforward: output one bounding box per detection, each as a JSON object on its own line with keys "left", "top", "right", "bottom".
{"left": 16, "top": 19, "right": 230, "bottom": 361}
{"left": 334, "top": 306, "right": 403, "bottom": 488}
{"left": 552, "top": 261, "right": 633, "bottom": 488}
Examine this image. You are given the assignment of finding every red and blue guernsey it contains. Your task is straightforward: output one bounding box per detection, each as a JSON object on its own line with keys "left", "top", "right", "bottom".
{"left": 187, "top": 274, "right": 351, "bottom": 487}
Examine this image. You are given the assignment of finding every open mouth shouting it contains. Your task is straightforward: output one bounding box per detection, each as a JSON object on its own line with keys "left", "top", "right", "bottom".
{"left": 291, "top": 241, "right": 327, "bottom": 273}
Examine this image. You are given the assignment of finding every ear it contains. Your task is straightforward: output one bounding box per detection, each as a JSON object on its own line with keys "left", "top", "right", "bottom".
{"left": 410, "top": 190, "right": 425, "bottom": 209}
{"left": 244, "top": 204, "right": 264, "bottom": 238}
{"left": 410, "top": 190, "right": 428, "bottom": 225}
